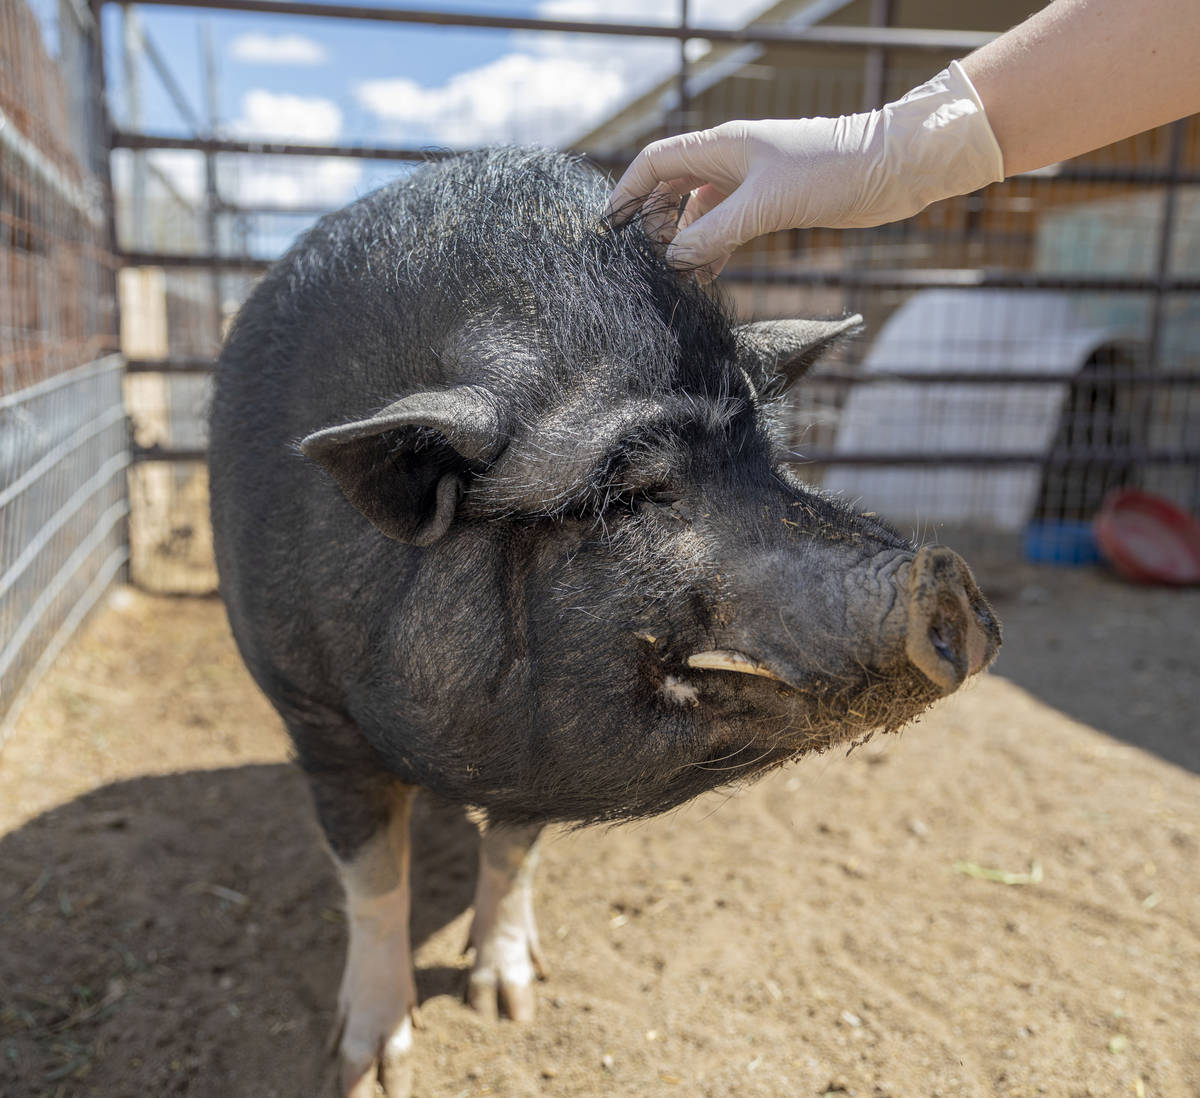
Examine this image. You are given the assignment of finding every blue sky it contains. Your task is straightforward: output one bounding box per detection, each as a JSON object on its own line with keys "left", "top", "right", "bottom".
{"left": 103, "top": 2, "right": 558, "bottom": 140}
{"left": 93, "top": 0, "right": 757, "bottom": 140}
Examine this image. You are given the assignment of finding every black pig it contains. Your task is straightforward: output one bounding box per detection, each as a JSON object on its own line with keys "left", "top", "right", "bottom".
{"left": 209, "top": 147, "right": 999, "bottom": 1098}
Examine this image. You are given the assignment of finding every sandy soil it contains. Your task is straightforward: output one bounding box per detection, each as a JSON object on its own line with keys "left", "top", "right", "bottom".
{"left": 1, "top": 561, "right": 1198, "bottom": 1098}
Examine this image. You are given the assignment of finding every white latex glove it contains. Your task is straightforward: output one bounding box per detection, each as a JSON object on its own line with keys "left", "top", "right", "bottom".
{"left": 606, "top": 61, "right": 1004, "bottom": 278}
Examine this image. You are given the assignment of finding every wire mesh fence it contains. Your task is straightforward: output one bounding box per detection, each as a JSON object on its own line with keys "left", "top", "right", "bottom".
{"left": 0, "top": 0, "right": 125, "bottom": 735}
{"left": 718, "top": 110, "right": 1200, "bottom": 542}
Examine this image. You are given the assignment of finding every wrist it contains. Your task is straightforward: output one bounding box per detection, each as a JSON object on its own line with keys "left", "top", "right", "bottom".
{"left": 849, "top": 61, "right": 1005, "bottom": 227}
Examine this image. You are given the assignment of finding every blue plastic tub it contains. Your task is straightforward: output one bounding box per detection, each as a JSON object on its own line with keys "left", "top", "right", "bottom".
{"left": 1023, "top": 519, "right": 1103, "bottom": 565}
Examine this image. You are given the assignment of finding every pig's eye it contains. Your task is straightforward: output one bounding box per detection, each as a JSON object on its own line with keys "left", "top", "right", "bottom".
{"left": 639, "top": 485, "right": 682, "bottom": 507}
{"left": 598, "top": 483, "right": 677, "bottom": 516}
{"left": 592, "top": 442, "right": 679, "bottom": 512}
{"left": 622, "top": 485, "right": 681, "bottom": 514}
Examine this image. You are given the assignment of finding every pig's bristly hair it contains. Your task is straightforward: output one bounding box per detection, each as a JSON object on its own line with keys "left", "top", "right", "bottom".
{"left": 277, "top": 145, "right": 793, "bottom": 535}
{"left": 303, "top": 146, "right": 749, "bottom": 424}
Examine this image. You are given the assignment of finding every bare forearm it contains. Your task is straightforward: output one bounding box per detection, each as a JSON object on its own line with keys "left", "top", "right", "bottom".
{"left": 962, "top": 0, "right": 1200, "bottom": 176}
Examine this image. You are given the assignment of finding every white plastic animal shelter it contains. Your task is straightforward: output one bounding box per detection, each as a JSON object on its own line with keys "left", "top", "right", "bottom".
{"left": 822, "top": 290, "right": 1139, "bottom": 531}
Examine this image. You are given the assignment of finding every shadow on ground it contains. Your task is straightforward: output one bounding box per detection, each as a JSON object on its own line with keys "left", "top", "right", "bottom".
{"left": 0, "top": 764, "right": 479, "bottom": 1098}
{"left": 953, "top": 548, "right": 1200, "bottom": 775}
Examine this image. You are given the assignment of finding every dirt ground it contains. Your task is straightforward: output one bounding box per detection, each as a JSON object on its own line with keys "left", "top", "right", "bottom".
{"left": 1, "top": 557, "right": 1198, "bottom": 1098}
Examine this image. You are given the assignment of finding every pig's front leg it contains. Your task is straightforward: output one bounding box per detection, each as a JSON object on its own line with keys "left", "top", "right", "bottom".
{"left": 326, "top": 782, "right": 419, "bottom": 1098}
{"left": 465, "top": 822, "right": 546, "bottom": 1021}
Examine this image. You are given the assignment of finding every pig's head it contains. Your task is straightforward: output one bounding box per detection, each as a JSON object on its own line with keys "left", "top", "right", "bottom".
{"left": 297, "top": 165, "right": 1000, "bottom": 824}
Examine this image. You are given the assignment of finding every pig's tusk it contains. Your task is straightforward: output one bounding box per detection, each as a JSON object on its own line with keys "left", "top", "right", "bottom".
{"left": 685, "top": 650, "right": 783, "bottom": 682}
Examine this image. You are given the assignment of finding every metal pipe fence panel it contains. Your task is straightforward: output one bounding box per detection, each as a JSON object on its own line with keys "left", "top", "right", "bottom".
{"left": 0, "top": 0, "right": 123, "bottom": 737}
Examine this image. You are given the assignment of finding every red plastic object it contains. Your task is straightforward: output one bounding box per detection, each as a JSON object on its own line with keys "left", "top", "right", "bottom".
{"left": 1093, "top": 489, "right": 1200, "bottom": 585}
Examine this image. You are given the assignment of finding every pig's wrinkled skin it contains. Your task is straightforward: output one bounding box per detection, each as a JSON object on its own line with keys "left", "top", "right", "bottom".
{"left": 209, "top": 147, "right": 1000, "bottom": 1097}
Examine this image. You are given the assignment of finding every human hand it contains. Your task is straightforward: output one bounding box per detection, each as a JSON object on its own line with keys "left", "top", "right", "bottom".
{"left": 606, "top": 61, "right": 1004, "bottom": 279}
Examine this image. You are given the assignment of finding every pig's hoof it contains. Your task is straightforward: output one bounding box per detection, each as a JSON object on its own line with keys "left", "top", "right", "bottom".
{"left": 334, "top": 1006, "right": 416, "bottom": 1098}
{"left": 464, "top": 919, "right": 547, "bottom": 1022}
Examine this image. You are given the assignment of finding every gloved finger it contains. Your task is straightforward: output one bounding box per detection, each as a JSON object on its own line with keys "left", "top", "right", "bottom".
{"left": 675, "top": 183, "right": 728, "bottom": 233}
{"left": 672, "top": 249, "right": 728, "bottom": 286}
{"left": 639, "top": 183, "right": 685, "bottom": 246}
{"left": 703, "top": 253, "right": 730, "bottom": 282}
{"left": 665, "top": 188, "right": 758, "bottom": 274}
{"left": 663, "top": 173, "right": 713, "bottom": 196}
{"left": 605, "top": 130, "right": 724, "bottom": 221}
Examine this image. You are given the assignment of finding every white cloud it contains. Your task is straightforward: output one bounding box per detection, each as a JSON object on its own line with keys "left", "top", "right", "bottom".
{"left": 353, "top": 0, "right": 777, "bottom": 148}
{"left": 197, "top": 90, "right": 362, "bottom": 210}
{"left": 536, "top": 0, "right": 772, "bottom": 28}
{"left": 226, "top": 157, "right": 363, "bottom": 208}
{"left": 229, "top": 32, "right": 328, "bottom": 66}
{"left": 143, "top": 148, "right": 206, "bottom": 204}
{"left": 229, "top": 89, "right": 345, "bottom": 143}
{"left": 534, "top": 0, "right": 677, "bottom": 24}
{"left": 140, "top": 148, "right": 361, "bottom": 214}
{"left": 356, "top": 52, "right": 631, "bottom": 148}
{"left": 226, "top": 91, "right": 362, "bottom": 207}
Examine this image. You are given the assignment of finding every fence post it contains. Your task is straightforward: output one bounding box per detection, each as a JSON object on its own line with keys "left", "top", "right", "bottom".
{"left": 1148, "top": 118, "right": 1186, "bottom": 371}
{"left": 672, "top": 0, "right": 689, "bottom": 136}
{"left": 90, "top": 0, "right": 130, "bottom": 584}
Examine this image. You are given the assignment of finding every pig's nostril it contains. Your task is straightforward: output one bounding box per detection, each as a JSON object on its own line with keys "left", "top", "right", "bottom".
{"left": 928, "top": 620, "right": 955, "bottom": 665}
{"left": 906, "top": 600, "right": 967, "bottom": 695}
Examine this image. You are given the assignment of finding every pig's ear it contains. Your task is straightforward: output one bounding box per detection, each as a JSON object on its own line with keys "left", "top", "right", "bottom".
{"left": 736, "top": 315, "right": 863, "bottom": 392}
{"left": 299, "top": 385, "right": 502, "bottom": 545}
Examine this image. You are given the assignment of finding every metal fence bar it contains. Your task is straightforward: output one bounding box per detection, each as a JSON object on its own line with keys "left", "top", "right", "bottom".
{"left": 111, "top": 130, "right": 449, "bottom": 161}
{"left": 1148, "top": 119, "right": 1188, "bottom": 369}
{"left": 0, "top": 543, "right": 129, "bottom": 743}
{"left": 674, "top": 0, "right": 689, "bottom": 134}
{"left": 136, "top": 446, "right": 1200, "bottom": 466}
{"left": 787, "top": 449, "right": 1200, "bottom": 466}
{"left": 137, "top": 20, "right": 204, "bottom": 131}
{"left": 0, "top": 105, "right": 105, "bottom": 226}
{"left": 0, "top": 452, "right": 131, "bottom": 601}
{"left": 110, "top": 0, "right": 999, "bottom": 51}
{"left": 0, "top": 404, "right": 127, "bottom": 512}
{"left": 125, "top": 357, "right": 216, "bottom": 374}
{"left": 719, "top": 268, "right": 1200, "bottom": 293}
{"left": 1038, "top": 166, "right": 1200, "bottom": 186}
{"left": 109, "top": 132, "right": 1200, "bottom": 188}
{"left": 112, "top": 250, "right": 1200, "bottom": 293}
{"left": 801, "top": 371, "right": 1200, "bottom": 385}
{"left": 122, "top": 359, "right": 1200, "bottom": 385}
{"left": 0, "top": 499, "right": 129, "bottom": 681}
{"left": 117, "top": 250, "right": 273, "bottom": 271}
{"left": 213, "top": 201, "right": 333, "bottom": 217}
{"left": 133, "top": 445, "right": 207, "bottom": 462}
{"left": 0, "top": 354, "right": 123, "bottom": 411}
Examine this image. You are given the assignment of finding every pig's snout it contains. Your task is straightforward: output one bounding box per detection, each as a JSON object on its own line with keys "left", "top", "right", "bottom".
{"left": 902, "top": 545, "right": 1001, "bottom": 695}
